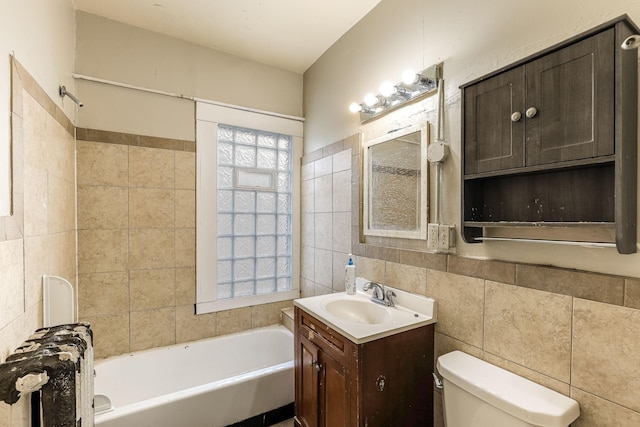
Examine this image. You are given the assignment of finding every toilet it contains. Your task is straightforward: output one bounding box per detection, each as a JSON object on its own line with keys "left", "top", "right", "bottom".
{"left": 436, "top": 351, "right": 580, "bottom": 427}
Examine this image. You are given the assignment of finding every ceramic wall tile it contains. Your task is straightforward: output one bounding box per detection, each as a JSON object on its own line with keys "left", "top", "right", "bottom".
{"left": 47, "top": 174, "right": 75, "bottom": 233}
{"left": 129, "top": 229, "right": 174, "bottom": 270}
{"left": 332, "top": 212, "right": 351, "bottom": 254}
{"left": 301, "top": 213, "right": 314, "bottom": 248}
{"left": 23, "top": 164, "right": 48, "bottom": 237}
{"left": 130, "top": 307, "right": 176, "bottom": 352}
{"left": 314, "top": 212, "right": 333, "bottom": 250}
{"left": 77, "top": 186, "right": 128, "bottom": 230}
{"left": 78, "top": 272, "right": 129, "bottom": 317}
{"left": 385, "top": 261, "right": 426, "bottom": 295}
{"left": 448, "top": 256, "right": 516, "bottom": 284}
{"left": 332, "top": 170, "right": 351, "bottom": 212}
{"left": 251, "top": 302, "right": 283, "bottom": 328}
{"left": 0, "top": 240, "right": 24, "bottom": 331}
{"left": 175, "top": 190, "right": 196, "bottom": 228}
{"left": 175, "top": 228, "right": 195, "bottom": 267}
{"left": 571, "top": 388, "right": 640, "bottom": 427}
{"left": 129, "top": 146, "right": 174, "bottom": 189}
{"left": 516, "top": 264, "right": 623, "bottom": 305}
{"left": 426, "top": 270, "right": 484, "bottom": 348}
{"left": 174, "top": 151, "right": 195, "bottom": 190}
{"left": 301, "top": 246, "right": 314, "bottom": 281}
{"left": 82, "top": 313, "right": 130, "bottom": 359}
{"left": 176, "top": 304, "right": 216, "bottom": 343}
{"left": 77, "top": 229, "right": 128, "bottom": 274}
{"left": 484, "top": 281, "right": 572, "bottom": 383}
{"left": 129, "top": 188, "right": 174, "bottom": 229}
{"left": 301, "top": 179, "right": 315, "bottom": 213}
{"left": 175, "top": 267, "right": 196, "bottom": 305}
{"left": 314, "top": 156, "right": 333, "bottom": 177}
{"left": 129, "top": 268, "right": 175, "bottom": 311}
{"left": 314, "top": 248, "right": 333, "bottom": 288}
{"left": 217, "top": 307, "right": 252, "bottom": 336}
{"left": 333, "top": 149, "right": 352, "bottom": 173}
{"left": 624, "top": 278, "right": 640, "bottom": 309}
{"left": 76, "top": 140, "right": 128, "bottom": 187}
{"left": 313, "top": 175, "right": 332, "bottom": 213}
{"left": 355, "top": 256, "right": 385, "bottom": 283}
{"left": 572, "top": 299, "right": 640, "bottom": 412}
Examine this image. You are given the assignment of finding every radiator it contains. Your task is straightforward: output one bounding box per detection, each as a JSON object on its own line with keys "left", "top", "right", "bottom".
{"left": 0, "top": 323, "right": 94, "bottom": 427}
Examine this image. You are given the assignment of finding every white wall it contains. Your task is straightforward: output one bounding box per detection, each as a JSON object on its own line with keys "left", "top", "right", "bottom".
{"left": 303, "top": 0, "right": 640, "bottom": 277}
{"left": 75, "top": 12, "right": 304, "bottom": 141}
{"left": 0, "top": 1, "right": 76, "bottom": 215}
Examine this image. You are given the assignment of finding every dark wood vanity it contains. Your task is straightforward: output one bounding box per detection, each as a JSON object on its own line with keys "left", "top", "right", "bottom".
{"left": 294, "top": 307, "right": 434, "bottom": 427}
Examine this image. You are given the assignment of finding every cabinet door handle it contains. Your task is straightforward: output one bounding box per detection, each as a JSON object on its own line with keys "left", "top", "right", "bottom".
{"left": 510, "top": 111, "right": 522, "bottom": 122}
{"left": 526, "top": 107, "right": 538, "bottom": 118}
{"left": 312, "top": 361, "right": 322, "bottom": 372}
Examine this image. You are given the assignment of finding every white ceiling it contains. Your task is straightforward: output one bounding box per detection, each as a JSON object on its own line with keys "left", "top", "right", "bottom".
{"left": 72, "top": 0, "right": 382, "bottom": 74}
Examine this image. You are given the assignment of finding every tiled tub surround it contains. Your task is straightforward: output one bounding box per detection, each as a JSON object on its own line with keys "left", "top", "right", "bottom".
{"left": 76, "top": 129, "right": 293, "bottom": 359}
{"left": 301, "top": 138, "right": 640, "bottom": 427}
{"left": 0, "top": 60, "right": 77, "bottom": 423}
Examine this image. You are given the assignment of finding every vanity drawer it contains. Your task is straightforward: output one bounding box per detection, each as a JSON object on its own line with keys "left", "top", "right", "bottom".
{"left": 297, "top": 308, "right": 348, "bottom": 355}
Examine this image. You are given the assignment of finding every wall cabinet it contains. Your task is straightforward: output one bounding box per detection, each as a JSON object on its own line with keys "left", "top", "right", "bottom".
{"left": 294, "top": 307, "right": 434, "bottom": 427}
{"left": 462, "top": 16, "right": 638, "bottom": 253}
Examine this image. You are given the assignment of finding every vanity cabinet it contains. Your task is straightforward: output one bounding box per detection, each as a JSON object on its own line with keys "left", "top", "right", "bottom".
{"left": 294, "top": 307, "right": 434, "bottom": 427}
{"left": 461, "top": 16, "right": 638, "bottom": 253}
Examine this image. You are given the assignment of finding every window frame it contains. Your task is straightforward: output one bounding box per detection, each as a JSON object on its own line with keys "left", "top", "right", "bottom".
{"left": 195, "top": 101, "right": 302, "bottom": 314}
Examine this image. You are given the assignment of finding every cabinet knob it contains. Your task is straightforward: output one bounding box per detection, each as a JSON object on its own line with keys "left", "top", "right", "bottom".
{"left": 526, "top": 107, "right": 538, "bottom": 118}
{"left": 312, "top": 361, "right": 322, "bottom": 372}
{"left": 510, "top": 111, "right": 522, "bottom": 122}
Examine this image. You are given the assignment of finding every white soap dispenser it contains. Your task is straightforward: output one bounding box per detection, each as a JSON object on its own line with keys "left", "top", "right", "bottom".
{"left": 345, "top": 254, "right": 356, "bottom": 295}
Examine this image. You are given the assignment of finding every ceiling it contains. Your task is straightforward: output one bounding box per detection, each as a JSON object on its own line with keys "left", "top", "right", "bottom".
{"left": 72, "top": 0, "right": 382, "bottom": 74}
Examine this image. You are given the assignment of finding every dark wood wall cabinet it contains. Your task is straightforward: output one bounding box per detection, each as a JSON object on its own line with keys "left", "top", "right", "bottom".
{"left": 294, "top": 307, "right": 434, "bottom": 427}
{"left": 461, "top": 15, "right": 639, "bottom": 254}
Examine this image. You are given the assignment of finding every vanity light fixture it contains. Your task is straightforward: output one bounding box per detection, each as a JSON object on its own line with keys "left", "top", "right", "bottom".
{"left": 349, "top": 63, "right": 442, "bottom": 123}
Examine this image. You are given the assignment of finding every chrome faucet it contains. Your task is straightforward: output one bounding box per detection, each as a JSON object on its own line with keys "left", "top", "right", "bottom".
{"left": 362, "top": 281, "right": 396, "bottom": 307}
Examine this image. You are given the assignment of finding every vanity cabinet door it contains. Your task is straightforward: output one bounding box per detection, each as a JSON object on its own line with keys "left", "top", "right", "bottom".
{"left": 464, "top": 66, "right": 526, "bottom": 175}
{"left": 318, "top": 349, "right": 349, "bottom": 427}
{"left": 295, "top": 334, "right": 320, "bottom": 427}
{"left": 525, "top": 28, "right": 615, "bottom": 166}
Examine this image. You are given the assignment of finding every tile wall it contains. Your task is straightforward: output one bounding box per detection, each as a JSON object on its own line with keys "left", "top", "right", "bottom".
{"left": 76, "top": 129, "right": 292, "bottom": 359}
{"left": 0, "top": 59, "right": 77, "bottom": 425}
{"left": 301, "top": 136, "right": 640, "bottom": 427}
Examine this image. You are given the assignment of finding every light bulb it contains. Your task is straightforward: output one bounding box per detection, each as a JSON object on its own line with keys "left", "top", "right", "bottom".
{"left": 364, "top": 93, "right": 380, "bottom": 107}
{"left": 349, "top": 102, "right": 363, "bottom": 113}
{"left": 379, "top": 81, "right": 396, "bottom": 98}
{"left": 402, "top": 69, "right": 418, "bottom": 85}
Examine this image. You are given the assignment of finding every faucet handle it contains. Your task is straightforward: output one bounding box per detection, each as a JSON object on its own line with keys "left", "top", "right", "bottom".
{"left": 385, "top": 290, "right": 396, "bottom": 307}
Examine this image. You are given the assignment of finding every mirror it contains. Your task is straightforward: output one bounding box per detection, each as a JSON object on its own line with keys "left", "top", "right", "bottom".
{"left": 363, "top": 123, "right": 428, "bottom": 239}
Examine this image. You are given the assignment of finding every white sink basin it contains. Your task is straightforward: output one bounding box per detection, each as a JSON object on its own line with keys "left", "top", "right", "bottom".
{"left": 322, "top": 298, "right": 391, "bottom": 324}
{"left": 294, "top": 277, "right": 436, "bottom": 344}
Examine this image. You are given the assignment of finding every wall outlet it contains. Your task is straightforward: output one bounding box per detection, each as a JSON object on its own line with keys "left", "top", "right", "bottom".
{"left": 427, "top": 223, "right": 439, "bottom": 250}
{"left": 438, "top": 224, "right": 456, "bottom": 251}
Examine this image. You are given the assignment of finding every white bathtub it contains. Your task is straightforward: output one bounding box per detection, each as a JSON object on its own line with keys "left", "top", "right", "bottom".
{"left": 93, "top": 325, "right": 294, "bottom": 427}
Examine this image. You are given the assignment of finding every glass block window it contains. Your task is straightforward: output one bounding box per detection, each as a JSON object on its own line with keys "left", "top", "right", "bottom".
{"left": 216, "top": 124, "right": 292, "bottom": 299}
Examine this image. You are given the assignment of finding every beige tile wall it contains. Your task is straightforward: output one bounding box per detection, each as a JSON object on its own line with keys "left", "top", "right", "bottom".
{"left": 0, "top": 59, "right": 77, "bottom": 425}
{"left": 302, "top": 138, "right": 640, "bottom": 427}
{"left": 76, "top": 130, "right": 292, "bottom": 359}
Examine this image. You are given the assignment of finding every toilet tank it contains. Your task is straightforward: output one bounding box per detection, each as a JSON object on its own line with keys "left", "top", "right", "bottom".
{"left": 436, "top": 351, "right": 580, "bottom": 427}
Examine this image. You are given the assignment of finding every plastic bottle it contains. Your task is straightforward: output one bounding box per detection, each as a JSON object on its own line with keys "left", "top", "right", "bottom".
{"left": 345, "top": 254, "right": 356, "bottom": 295}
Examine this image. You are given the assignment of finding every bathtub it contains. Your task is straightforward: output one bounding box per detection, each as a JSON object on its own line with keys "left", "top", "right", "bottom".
{"left": 93, "top": 325, "right": 294, "bottom": 427}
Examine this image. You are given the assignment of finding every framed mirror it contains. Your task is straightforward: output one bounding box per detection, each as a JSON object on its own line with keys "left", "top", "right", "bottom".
{"left": 363, "top": 123, "right": 429, "bottom": 239}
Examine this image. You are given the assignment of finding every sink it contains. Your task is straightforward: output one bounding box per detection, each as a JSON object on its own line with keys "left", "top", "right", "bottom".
{"left": 294, "top": 277, "right": 437, "bottom": 344}
{"left": 322, "top": 298, "right": 391, "bottom": 324}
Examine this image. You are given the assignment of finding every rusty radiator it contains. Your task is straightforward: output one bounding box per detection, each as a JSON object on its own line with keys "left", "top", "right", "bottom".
{"left": 0, "top": 323, "right": 94, "bottom": 427}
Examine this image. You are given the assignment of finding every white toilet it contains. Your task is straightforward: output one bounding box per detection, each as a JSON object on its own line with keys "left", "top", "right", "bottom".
{"left": 437, "top": 351, "right": 580, "bottom": 427}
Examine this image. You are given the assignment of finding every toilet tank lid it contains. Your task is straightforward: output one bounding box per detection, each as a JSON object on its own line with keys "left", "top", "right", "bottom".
{"left": 437, "top": 351, "right": 579, "bottom": 427}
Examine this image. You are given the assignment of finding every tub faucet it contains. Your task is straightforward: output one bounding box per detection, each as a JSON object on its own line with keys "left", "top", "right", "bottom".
{"left": 362, "top": 281, "right": 395, "bottom": 307}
